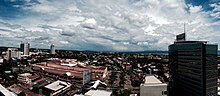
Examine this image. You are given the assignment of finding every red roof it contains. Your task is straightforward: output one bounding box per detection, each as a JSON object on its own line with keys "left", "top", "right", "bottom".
{"left": 35, "top": 63, "right": 107, "bottom": 73}
{"left": 28, "top": 75, "right": 40, "bottom": 80}
{"left": 16, "top": 85, "right": 42, "bottom": 96}
{"left": 32, "top": 66, "right": 83, "bottom": 78}
{"left": 9, "top": 84, "right": 41, "bottom": 96}
{"left": 34, "top": 78, "right": 47, "bottom": 83}
{"left": 32, "top": 63, "right": 107, "bottom": 80}
{"left": 18, "top": 80, "right": 30, "bottom": 85}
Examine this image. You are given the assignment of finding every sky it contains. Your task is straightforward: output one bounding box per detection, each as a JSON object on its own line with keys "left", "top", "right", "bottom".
{"left": 0, "top": 0, "right": 220, "bottom": 51}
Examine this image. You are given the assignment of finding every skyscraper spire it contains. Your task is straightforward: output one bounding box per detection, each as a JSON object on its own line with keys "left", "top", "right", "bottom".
{"left": 184, "top": 23, "right": 185, "bottom": 33}
{"left": 184, "top": 23, "right": 186, "bottom": 40}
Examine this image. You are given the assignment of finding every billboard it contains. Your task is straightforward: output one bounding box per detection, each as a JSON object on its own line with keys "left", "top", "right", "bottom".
{"left": 83, "top": 69, "right": 92, "bottom": 85}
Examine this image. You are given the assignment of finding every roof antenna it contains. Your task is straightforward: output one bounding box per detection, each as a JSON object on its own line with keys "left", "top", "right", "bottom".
{"left": 175, "top": 23, "right": 187, "bottom": 42}
{"left": 184, "top": 23, "right": 186, "bottom": 41}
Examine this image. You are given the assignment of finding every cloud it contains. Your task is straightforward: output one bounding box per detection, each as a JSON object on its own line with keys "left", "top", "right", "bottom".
{"left": 188, "top": 4, "right": 203, "bottom": 13}
{"left": 209, "top": 2, "right": 220, "bottom": 19}
{"left": 0, "top": 0, "right": 219, "bottom": 51}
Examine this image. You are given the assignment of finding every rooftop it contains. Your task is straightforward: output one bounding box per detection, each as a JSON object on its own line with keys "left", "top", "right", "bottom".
{"left": 144, "top": 75, "right": 162, "bottom": 84}
{"left": 19, "top": 73, "right": 32, "bottom": 77}
{"left": 174, "top": 41, "right": 207, "bottom": 44}
{"left": 0, "top": 84, "right": 16, "bottom": 96}
{"left": 7, "top": 84, "right": 42, "bottom": 96}
{"left": 142, "top": 75, "right": 167, "bottom": 86}
{"left": 85, "top": 90, "right": 112, "bottom": 96}
{"left": 44, "top": 80, "right": 71, "bottom": 91}
{"left": 28, "top": 75, "right": 40, "bottom": 80}
{"left": 32, "top": 78, "right": 48, "bottom": 88}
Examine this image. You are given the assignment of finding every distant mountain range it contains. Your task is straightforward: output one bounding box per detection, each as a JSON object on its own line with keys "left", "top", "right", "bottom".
{"left": 0, "top": 46, "right": 219, "bottom": 55}
{"left": 118, "top": 50, "right": 168, "bottom": 55}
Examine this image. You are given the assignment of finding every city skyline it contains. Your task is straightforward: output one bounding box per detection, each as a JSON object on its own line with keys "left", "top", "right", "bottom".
{"left": 0, "top": 0, "right": 220, "bottom": 51}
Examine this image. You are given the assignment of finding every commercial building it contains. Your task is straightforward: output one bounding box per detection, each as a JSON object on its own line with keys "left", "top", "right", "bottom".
{"left": 7, "top": 48, "right": 21, "bottom": 60}
{"left": 8, "top": 84, "right": 42, "bottom": 96}
{"left": 17, "top": 73, "right": 40, "bottom": 86}
{"left": 140, "top": 75, "right": 167, "bottom": 96}
{"left": 50, "top": 44, "right": 55, "bottom": 54}
{"left": 18, "top": 73, "right": 32, "bottom": 85}
{"left": 20, "top": 42, "right": 30, "bottom": 56}
{"left": 168, "top": 41, "right": 218, "bottom": 96}
{"left": 31, "top": 59, "right": 108, "bottom": 81}
{"left": 42, "top": 80, "right": 71, "bottom": 96}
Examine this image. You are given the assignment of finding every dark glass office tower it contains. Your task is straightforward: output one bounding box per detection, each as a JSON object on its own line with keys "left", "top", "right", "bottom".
{"left": 168, "top": 41, "right": 218, "bottom": 96}
{"left": 20, "top": 42, "right": 30, "bottom": 55}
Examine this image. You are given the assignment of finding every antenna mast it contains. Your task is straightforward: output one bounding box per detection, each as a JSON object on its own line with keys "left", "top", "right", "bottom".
{"left": 184, "top": 23, "right": 185, "bottom": 33}
{"left": 184, "top": 23, "right": 186, "bottom": 41}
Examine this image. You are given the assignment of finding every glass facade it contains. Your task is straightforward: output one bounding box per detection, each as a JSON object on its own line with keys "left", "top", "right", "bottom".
{"left": 168, "top": 41, "right": 218, "bottom": 96}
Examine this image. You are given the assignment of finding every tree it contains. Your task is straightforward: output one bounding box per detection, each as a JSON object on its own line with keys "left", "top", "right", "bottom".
{"left": 18, "top": 91, "right": 26, "bottom": 96}
{"left": 119, "top": 72, "right": 125, "bottom": 87}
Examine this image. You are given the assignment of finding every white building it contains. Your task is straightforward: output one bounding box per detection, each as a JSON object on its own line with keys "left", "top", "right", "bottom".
{"left": 140, "top": 75, "right": 167, "bottom": 96}
{"left": 7, "top": 48, "right": 21, "bottom": 60}
{"left": 43, "top": 80, "right": 72, "bottom": 96}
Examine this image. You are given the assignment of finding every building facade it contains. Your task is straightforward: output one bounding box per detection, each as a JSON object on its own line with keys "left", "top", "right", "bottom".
{"left": 50, "top": 44, "right": 55, "bottom": 54}
{"left": 7, "top": 48, "right": 21, "bottom": 60}
{"left": 168, "top": 41, "right": 218, "bottom": 96}
{"left": 20, "top": 42, "right": 30, "bottom": 56}
{"left": 140, "top": 75, "right": 167, "bottom": 96}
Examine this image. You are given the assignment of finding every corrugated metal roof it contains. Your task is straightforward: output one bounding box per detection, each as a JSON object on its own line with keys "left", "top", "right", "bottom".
{"left": 34, "top": 78, "right": 47, "bottom": 83}
{"left": 29, "top": 75, "right": 40, "bottom": 80}
{"left": 32, "top": 63, "right": 107, "bottom": 80}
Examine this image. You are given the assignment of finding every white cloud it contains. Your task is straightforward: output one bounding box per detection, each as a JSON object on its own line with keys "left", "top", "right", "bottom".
{"left": 142, "top": 25, "right": 159, "bottom": 36}
{"left": 112, "top": 46, "right": 128, "bottom": 51}
{"left": 0, "top": 0, "right": 219, "bottom": 51}
{"left": 188, "top": 4, "right": 203, "bottom": 13}
{"left": 84, "top": 18, "right": 97, "bottom": 25}
{"left": 209, "top": 3, "right": 220, "bottom": 19}
{"left": 24, "top": 3, "right": 57, "bottom": 13}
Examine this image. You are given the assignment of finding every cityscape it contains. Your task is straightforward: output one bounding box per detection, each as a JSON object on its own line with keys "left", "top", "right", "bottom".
{"left": 0, "top": 0, "right": 220, "bottom": 96}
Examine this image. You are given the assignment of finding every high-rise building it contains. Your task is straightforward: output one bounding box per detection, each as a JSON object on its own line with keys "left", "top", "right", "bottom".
{"left": 20, "top": 42, "right": 30, "bottom": 56}
{"left": 168, "top": 40, "right": 218, "bottom": 96}
{"left": 50, "top": 44, "right": 55, "bottom": 54}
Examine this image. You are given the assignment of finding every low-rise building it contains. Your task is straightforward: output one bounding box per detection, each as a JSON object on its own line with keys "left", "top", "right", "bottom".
{"left": 17, "top": 73, "right": 40, "bottom": 86}
{"left": 8, "top": 84, "right": 42, "bottom": 96}
{"left": 32, "top": 78, "right": 49, "bottom": 94}
{"left": 18, "top": 73, "right": 32, "bottom": 85}
{"left": 0, "top": 84, "right": 16, "bottom": 96}
{"left": 42, "top": 80, "right": 72, "bottom": 96}
{"left": 32, "top": 60, "right": 108, "bottom": 81}
{"left": 140, "top": 75, "right": 167, "bottom": 96}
